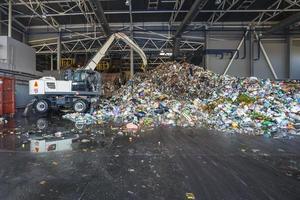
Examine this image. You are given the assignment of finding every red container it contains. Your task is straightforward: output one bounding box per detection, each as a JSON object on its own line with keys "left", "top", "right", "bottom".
{"left": 0, "top": 77, "right": 3, "bottom": 116}
{"left": 2, "top": 77, "right": 15, "bottom": 116}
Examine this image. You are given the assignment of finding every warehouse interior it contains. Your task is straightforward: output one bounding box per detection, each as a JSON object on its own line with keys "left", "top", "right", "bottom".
{"left": 1, "top": 0, "right": 300, "bottom": 199}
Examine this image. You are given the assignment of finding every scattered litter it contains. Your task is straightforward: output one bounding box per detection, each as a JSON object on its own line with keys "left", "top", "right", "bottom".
{"left": 185, "top": 192, "right": 196, "bottom": 200}
{"left": 81, "top": 139, "right": 90, "bottom": 143}
{"left": 54, "top": 132, "right": 62, "bottom": 137}
{"left": 52, "top": 161, "right": 58, "bottom": 166}
{"left": 126, "top": 123, "right": 139, "bottom": 132}
{"left": 128, "top": 191, "right": 134, "bottom": 195}
{"left": 251, "top": 149, "right": 260, "bottom": 153}
{"left": 0, "top": 118, "right": 8, "bottom": 124}
{"left": 40, "top": 180, "right": 47, "bottom": 185}
{"left": 117, "top": 131, "right": 124, "bottom": 136}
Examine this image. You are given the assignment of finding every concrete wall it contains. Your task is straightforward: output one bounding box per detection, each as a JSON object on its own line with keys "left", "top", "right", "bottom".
{"left": 290, "top": 39, "right": 300, "bottom": 79}
{"left": 0, "top": 36, "right": 36, "bottom": 74}
{"left": 15, "top": 82, "right": 33, "bottom": 108}
{"left": 0, "top": 36, "right": 39, "bottom": 108}
{"left": 206, "top": 31, "right": 297, "bottom": 80}
{"left": 206, "top": 32, "right": 251, "bottom": 77}
{"left": 253, "top": 39, "right": 288, "bottom": 79}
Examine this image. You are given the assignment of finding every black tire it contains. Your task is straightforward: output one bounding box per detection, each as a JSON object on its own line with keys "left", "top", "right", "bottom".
{"left": 34, "top": 99, "right": 49, "bottom": 114}
{"left": 73, "top": 99, "right": 88, "bottom": 113}
{"left": 36, "top": 118, "right": 49, "bottom": 130}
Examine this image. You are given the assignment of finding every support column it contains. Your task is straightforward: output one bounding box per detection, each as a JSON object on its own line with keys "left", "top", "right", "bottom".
{"left": 50, "top": 54, "right": 54, "bottom": 71}
{"left": 204, "top": 26, "right": 209, "bottom": 70}
{"left": 57, "top": 28, "right": 61, "bottom": 72}
{"left": 8, "top": 0, "right": 12, "bottom": 37}
{"left": 287, "top": 35, "right": 292, "bottom": 79}
{"left": 254, "top": 32, "right": 278, "bottom": 79}
{"left": 288, "top": 37, "right": 300, "bottom": 79}
{"left": 130, "top": 46, "right": 133, "bottom": 78}
{"left": 249, "top": 30, "right": 254, "bottom": 76}
{"left": 173, "top": 37, "right": 181, "bottom": 60}
{"left": 0, "top": 10, "right": 2, "bottom": 35}
{"left": 22, "top": 30, "right": 27, "bottom": 44}
{"left": 129, "top": 0, "right": 134, "bottom": 79}
{"left": 223, "top": 31, "right": 248, "bottom": 75}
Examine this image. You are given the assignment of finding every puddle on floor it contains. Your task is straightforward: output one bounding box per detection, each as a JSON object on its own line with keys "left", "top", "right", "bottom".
{"left": 0, "top": 112, "right": 118, "bottom": 153}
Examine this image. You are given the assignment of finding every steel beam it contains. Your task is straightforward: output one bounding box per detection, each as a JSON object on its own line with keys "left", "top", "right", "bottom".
{"left": 57, "top": 28, "right": 61, "bottom": 71}
{"left": 17, "top": 0, "right": 60, "bottom": 30}
{"left": 174, "top": 0, "right": 207, "bottom": 38}
{"left": 287, "top": 35, "right": 292, "bottom": 79}
{"left": 169, "top": 0, "right": 185, "bottom": 26}
{"left": 204, "top": 25, "right": 208, "bottom": 70}
{"left": 208, "top": 0, "right": 240, "bottom": 25}
{"left": 249, "top": 30, "right": 254, "bottom": 76}
{"left": 51, "top": 54, "right": 54, "bottom": 71}
{"left": 254, "top": 31, "right": 278, "bottom": 79}
{"left": 252, "top": 0, "right": 300, "bottom": 24}
{"left": 0, "top": 8, "right": 2, "bottom": 35}
{"left": 223, "top": 31, "right": 248, "bottom": 75}
{"left": 12, "top": 9, "right": 300, "bottom": 18}
{"left": 8, "top": 0, "right": 12, "bottom": 37}
{"left": 129, "top": 0, "right": 134, "bottom": 78}
{"left": 266, "top": 12, "right": 300, "bottom": 34}
{"left": 90, "top": 0, "right": 111, "bottom": 36}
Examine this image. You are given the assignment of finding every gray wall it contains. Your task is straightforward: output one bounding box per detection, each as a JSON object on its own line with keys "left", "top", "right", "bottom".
{"left": 0, "top": 36, "right": 39, "bottom": 108}
{"left": 15, "top": 82, "right": 33, "bottom": 108}
{"left": 290, "top": 39, "right": 300, "bottom": 79}
{"left": 207, "top": 32, "right": 251, "bottom": 77}
{"left": 0, "top": 36, "right": 37, "bottom": 74}
{"left": 253, "top": 39, "right": 288, "bottom": 79}
{"left": 206, "top": 31, "right": 297, "bottom": 79}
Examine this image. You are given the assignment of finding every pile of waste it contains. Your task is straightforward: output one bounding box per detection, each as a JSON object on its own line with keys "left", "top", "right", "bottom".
{"left": 63, "top": 62, "right": 300, "bottom": 137}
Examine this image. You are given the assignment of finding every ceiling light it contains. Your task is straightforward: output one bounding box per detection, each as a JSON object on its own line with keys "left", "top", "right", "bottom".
{"left": 215, "top": 0, "right": 222, "bottom": 5}
{"left": 159, "top": 50, "right": 172, "bottom": 57}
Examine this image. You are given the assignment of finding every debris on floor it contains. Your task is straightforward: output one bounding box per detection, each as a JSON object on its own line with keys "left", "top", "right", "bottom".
{"left": 0, "top": 117, "right": 8, "bottom": 124}
{"left": 63, "top": 62, "right": 300, "bottom": 137}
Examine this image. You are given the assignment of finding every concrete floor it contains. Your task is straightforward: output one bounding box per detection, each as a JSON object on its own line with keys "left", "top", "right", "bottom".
{"left": 0, "top": 112, "right": 300, "bottom": 200}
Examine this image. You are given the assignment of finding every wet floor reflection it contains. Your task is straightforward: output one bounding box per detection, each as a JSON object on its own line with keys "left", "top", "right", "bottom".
{"left": 0, "top": 113, "right": 115, "bottom": 153}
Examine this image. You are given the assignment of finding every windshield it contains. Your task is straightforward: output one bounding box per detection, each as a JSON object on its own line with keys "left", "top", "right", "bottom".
{"left": 73, "top": 71, "right": 86, "bottom": 82}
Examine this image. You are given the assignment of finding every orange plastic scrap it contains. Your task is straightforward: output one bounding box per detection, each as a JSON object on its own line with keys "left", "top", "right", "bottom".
{"left": 287, "top": 123, "right": 295, "bottom": 130}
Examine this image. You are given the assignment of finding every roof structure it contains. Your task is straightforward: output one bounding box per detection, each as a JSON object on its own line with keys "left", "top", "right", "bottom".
{"left": 1, "top": 0, "right": 300, "bottom": 66}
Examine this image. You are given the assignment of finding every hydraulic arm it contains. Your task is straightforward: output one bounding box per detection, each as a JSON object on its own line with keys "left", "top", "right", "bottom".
{"left": 85, "top": 32, "right": 147, "bottom": 71}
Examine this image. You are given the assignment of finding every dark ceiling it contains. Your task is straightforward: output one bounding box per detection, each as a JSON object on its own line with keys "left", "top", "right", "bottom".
{"left": 2, "top": 0, "right": 299, "bottom": 27}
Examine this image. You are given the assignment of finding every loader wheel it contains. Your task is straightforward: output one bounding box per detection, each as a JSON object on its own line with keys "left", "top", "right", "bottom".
{"left": 35, "top": 99, "right": 49, "bottom": 114}
{"left": 73, "top": 99, "right": 88, "bottom": 113}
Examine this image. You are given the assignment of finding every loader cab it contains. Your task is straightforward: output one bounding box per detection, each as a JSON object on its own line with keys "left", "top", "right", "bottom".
{"left": 70, "top": 69, "right": 101, "bottom": 93}
{"left": 71, "top": 70, "right": 89, "bottom": 92}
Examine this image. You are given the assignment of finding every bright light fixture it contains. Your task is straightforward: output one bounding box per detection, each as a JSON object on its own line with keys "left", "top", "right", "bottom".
{"left": 159, "top": 50, "right": 172, "bottom": 57}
